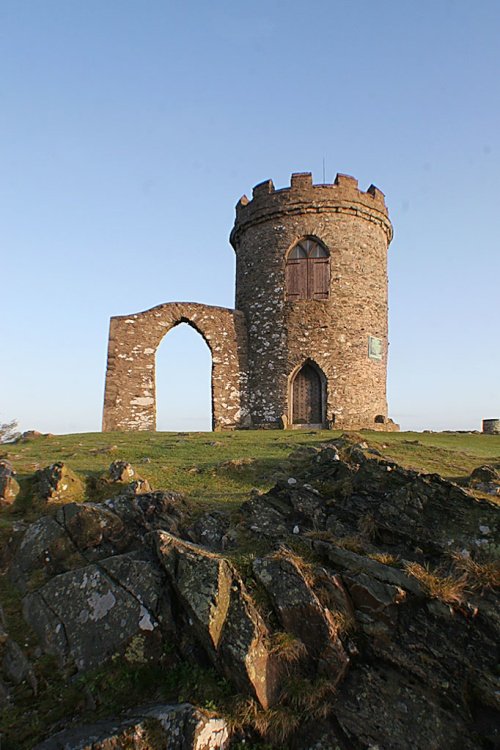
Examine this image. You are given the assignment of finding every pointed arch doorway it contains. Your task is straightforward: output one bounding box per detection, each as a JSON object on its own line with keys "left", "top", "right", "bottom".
{"left": 290, "top": 362, "right": 326, "bottom": 427}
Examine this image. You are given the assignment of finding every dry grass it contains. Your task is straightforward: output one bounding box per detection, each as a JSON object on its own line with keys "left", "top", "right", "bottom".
{"left": 269, "top": 631, "right": 307, "bottom": 664}
{"left": 229, "top": 676, "right": 337, "bottom": 743}
{"left": 272, "top": 545, "right": 316, "bottom": 587}
{"left": 368, "top": 551, "right": 400, "bottom": 566}
{"left": 404, "top": 562, "right": 466, "bottom": 603}
{"left": 327, "top": 609, "right": 356, "bottom": 635}
{"left": 282, "top": 676, "right": 338, "bottom": 719}
{"left": 451, "top": 553, "right": 500, "bottom": 592}
{"left": 304, "top": 530, "right": 367, "bottom": 555}
{"left": 229, "top": 698, "right": 300, "bottom": 745}
{"left": 304, "top": 529, "right": 335, "bottom": 542}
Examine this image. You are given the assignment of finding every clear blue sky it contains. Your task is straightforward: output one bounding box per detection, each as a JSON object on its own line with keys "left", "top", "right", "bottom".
{"left": 2, "top": 0, "right": 499, "bottom": 433}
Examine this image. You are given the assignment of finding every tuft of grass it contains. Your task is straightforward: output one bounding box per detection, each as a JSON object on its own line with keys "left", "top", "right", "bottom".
{"left": 268, "top": 631, "right": 307, "bottom": 664}
{"left": 404, "top": 562, "right": 466, "bottom": 603}
{"left": 281, "top": 675, "right": 338, "bottom": 719}
{"left": 451, "top": 553, "right": 500, "bottom": 592}
{"left": 327, "top": 609, "right": 356, "bottom": 635}
{"left": 368, "top": 551, "right": 400, "bottom": 566}
{"left": 304, "top": 529, "right": 335, "bottom": 542}
{"left": 229, "top": 698, "right": 300, "bottom": 746}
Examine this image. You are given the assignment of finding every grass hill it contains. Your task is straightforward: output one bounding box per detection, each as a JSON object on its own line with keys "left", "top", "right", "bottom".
{"left": 2, "top": 429, "right": 500, "bottom": 519}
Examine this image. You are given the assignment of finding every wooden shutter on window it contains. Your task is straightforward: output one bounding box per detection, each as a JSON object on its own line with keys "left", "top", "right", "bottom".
{"left": 310, "top": 257, "right": 329, "bottom": 299}
{"left": 286, "top": 239, "right": 330, "bottom": 301}
{"left": 286, "top": 258, "right": 308, "bottom": 299}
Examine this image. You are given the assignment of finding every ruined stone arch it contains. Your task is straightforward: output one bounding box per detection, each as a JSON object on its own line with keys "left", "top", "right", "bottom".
{"left": 103, "top": 302, "right": 249, "bottom": 431}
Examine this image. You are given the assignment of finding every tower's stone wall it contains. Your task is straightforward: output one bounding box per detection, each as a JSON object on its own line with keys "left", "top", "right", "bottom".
{"left": 230, "top": 172, "right": 395, "bottom": 429}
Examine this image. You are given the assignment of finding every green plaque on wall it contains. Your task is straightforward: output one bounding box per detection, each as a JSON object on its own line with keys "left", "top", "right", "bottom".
{"left": 368, "top": 336, "right": 383, "bottom": 361}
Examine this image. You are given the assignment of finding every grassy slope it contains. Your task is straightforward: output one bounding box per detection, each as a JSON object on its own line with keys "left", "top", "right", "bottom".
{"left": 2, "top": 429, "right": 500, "bottom": 517}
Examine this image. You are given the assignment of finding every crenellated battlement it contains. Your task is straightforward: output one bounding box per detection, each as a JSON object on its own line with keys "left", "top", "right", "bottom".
{"left": 232, "top": 172, "right": 392, "bottom": 245}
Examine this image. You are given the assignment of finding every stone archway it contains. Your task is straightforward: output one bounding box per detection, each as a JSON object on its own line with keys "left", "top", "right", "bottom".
{"left": 102, "top": 302, "right": 249, "bottom": 431}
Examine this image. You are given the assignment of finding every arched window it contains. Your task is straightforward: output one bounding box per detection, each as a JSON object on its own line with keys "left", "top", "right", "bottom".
{"left": 285, "top": 238, "right": 330, "bottom": 300}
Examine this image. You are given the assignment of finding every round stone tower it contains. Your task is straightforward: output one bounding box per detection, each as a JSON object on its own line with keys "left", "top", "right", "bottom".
{"left": 230, "top": 172, "right": 396, "bottom": 430}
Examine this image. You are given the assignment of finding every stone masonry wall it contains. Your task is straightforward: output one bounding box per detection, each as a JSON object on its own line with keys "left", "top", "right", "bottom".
{"left": 231, "top": 172, "right": 395, "bottom": 430}
{"left": 102, "top": 302, "right": 249, "bottom": 431}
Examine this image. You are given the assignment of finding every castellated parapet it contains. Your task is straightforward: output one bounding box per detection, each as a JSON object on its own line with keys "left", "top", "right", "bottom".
{"left": 103, "top": 172, "right": 398, "bottom": 432}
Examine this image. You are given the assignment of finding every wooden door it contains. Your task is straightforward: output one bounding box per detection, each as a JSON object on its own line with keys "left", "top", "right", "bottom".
{"left": 292, "top": 364, "right": 322, "bottom": 424}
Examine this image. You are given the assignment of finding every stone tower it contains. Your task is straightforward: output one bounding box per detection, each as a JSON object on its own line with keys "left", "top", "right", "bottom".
{"left": 102, "top": 171, "right": 397, "bottom": 432}
{"left": 230, "top": 172, "right": 395, "bottom": 430}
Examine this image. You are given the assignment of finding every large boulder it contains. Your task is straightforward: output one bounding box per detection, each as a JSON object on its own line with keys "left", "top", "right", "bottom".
{"left": 253, "top": 553, "right": 350, "bottom": 680}
{"left": 23, "top": 552, "right": 165, "bottom": 671}
{"left": 154, "top": 531, "right": 281, "bottom": 709}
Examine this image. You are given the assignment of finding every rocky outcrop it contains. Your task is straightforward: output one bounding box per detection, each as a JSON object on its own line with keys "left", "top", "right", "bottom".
{"left": 34, "top": 463, "right": 84, "bottom": 503}
{"left": 241, "top": 440, "right": 499, "bottom": 558}
{"left": 107, "top": 460, "right": 152, "bottom": 495}
{"left": 33, "top": 703, "right": 230, "bottom": 750}
{"left": 252, "top": 553, "right": 350, "bottom": 681}
{"left": 10, "top": 491, "right": 190, "bottom": 593}
{"left": 0, "top": 460, "right": 20, "bottom": 505}
{"left": 468, "top": 464, "right": 500, "bottom": 497}
{"left": 4, "top": 437, "right": 500, "bottom": 749}
{"left": 11, "top": 491, "right": 191, "bottom": 674}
